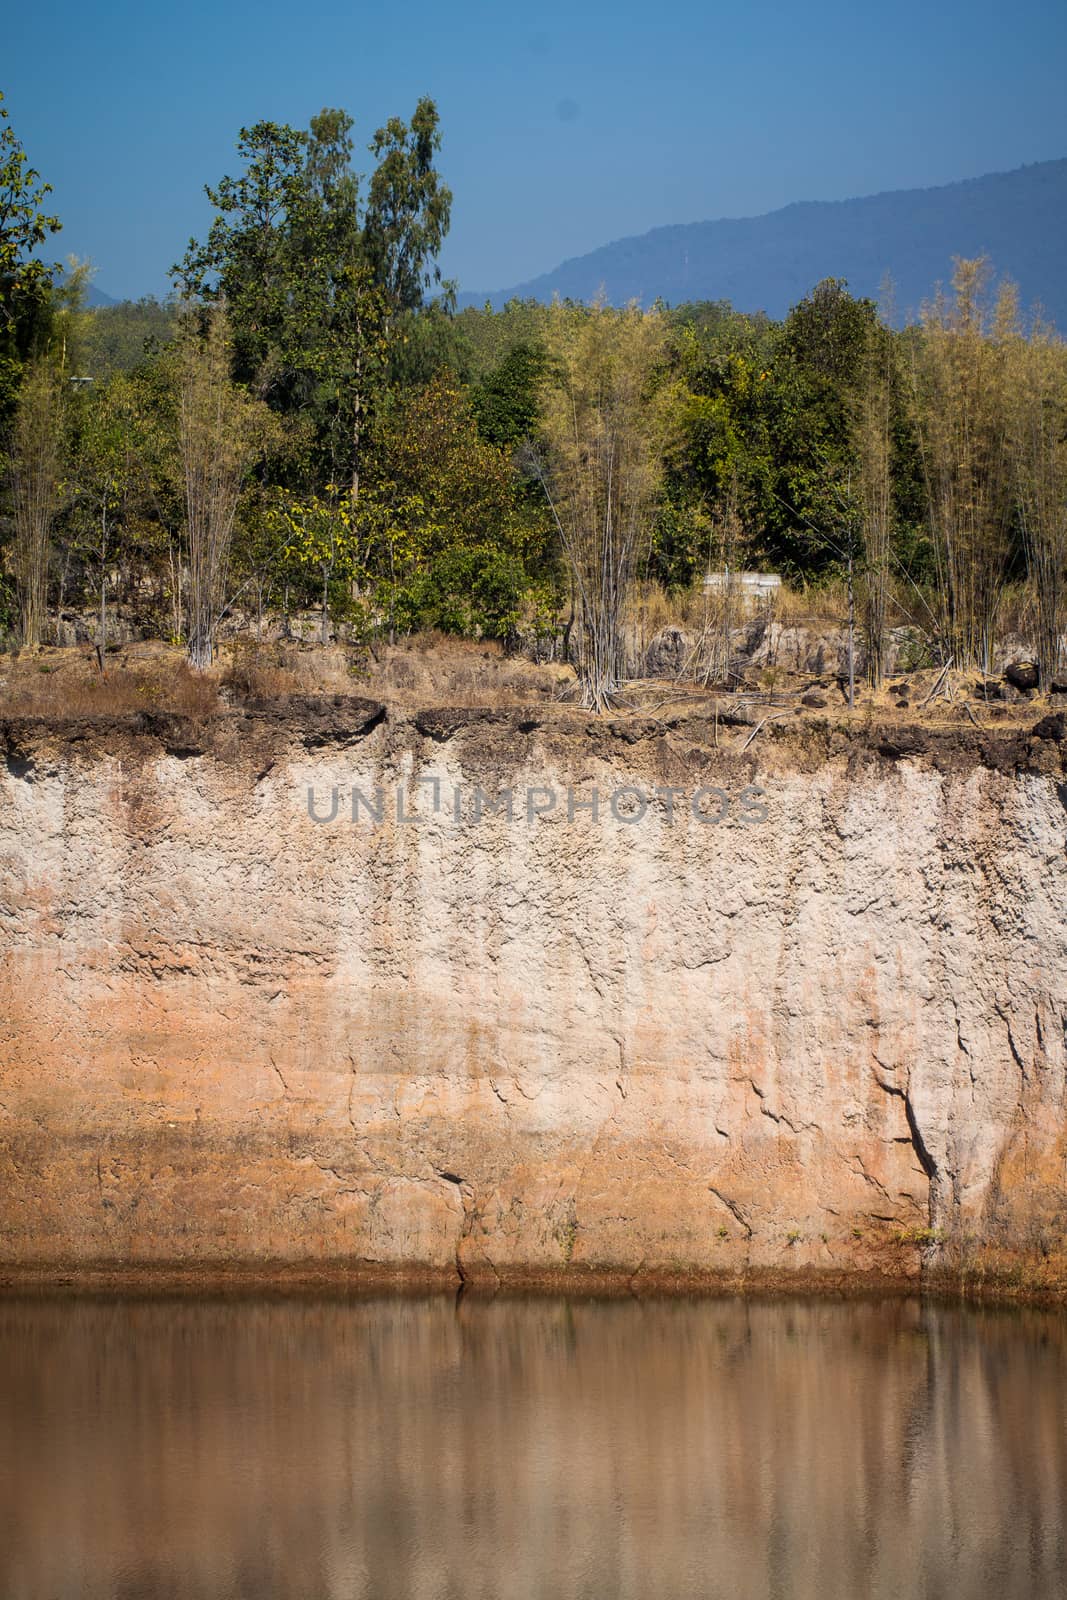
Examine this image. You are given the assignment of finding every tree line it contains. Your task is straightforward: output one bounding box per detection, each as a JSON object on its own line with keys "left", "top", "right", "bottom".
{"left": 2, "top": 89, "right": 1066, "bottom": 707}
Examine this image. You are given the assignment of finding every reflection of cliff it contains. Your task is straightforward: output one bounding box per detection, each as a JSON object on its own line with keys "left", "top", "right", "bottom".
{"left": 1, "top": 703, "right": 1065, "bottom": 1291}
{"left": 0, "top": 1296, "right": 1064, "bottom": 1599}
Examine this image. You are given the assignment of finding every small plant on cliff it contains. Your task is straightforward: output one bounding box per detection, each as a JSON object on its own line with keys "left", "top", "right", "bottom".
{"left": 893, "top": 1226, "right": 944, "bottom": 1246}
{"left": 786, "top": 1228, "right": 802, "bottom": 1245}
{"left": 554, "top": 1208, "right": 578, "bottom": 1265}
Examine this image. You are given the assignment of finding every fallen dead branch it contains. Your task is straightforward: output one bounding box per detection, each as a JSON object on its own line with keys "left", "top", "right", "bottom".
{"left": 918, "top": 659, "right": 954, "bottom": 708}
{"left": 738, "top": 712, "right": 789, "bottom": 751}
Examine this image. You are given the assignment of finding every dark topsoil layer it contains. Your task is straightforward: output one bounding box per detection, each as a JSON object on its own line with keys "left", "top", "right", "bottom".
{"left": 2, "top": 692, "right": 1066, "bottom": 787}
{"left": 2, "top": 638, "right": 1065, "bottom": 781}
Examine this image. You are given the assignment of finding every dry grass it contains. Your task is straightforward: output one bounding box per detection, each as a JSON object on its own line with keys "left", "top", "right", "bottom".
{"left": 995, "top": 582, "right": 1040, "bottom": 642}
{"left": 0, "top": 646, "right": 222, "bottom": 718}
{"left": 218, "top": 639, "right": 353, "bottom": 703}
{"left": 0, "top": 635, "right": 575, "bottom": 719}
{"left": 624, "top": 575, "right": 1050, "bottom": 652}
{"left": 769, "top": 580, "right": 850, "bottom": 627}
{"left": 623, "top": 577, "right": 856, "bottom": 636}
{"left": 222, "top": 634, "right": 568, "bottom": 708}
{"left": 625, "top": 582, "right": 681, "bottom": 632}
{"left": 360, "top": 635, "right": 570, "bottom": 706}
{"left": 1, "top": 608, "right": 1053, "bottom": 729}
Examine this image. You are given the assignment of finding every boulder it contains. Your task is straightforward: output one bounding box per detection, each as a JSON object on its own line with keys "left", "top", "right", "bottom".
{"left": 1031, "top": 713, "right": 1067, "bottom": 742}
{"left": 977, "top": 678, "right": 1024, "bottom": 704}
{"left": 644, "top": 626, "right": 689, "bottom": 678}
{"left": 1004, "top": 661, "right": 1039, "bottom": 692}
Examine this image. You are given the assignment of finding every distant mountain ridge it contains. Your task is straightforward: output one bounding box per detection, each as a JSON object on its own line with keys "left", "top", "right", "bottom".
{"left": 461, "top": 160, "right": 1067, "bottom": 326}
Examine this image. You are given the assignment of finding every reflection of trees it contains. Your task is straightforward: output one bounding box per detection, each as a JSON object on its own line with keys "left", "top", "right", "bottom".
{"left": 0, "top": 1296, "right": 1063, "bottom": 1598}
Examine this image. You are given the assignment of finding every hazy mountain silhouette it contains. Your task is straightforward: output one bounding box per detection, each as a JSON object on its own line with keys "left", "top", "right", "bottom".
{"left": 461, "top": 160, "right": 1067, "bottom": 325}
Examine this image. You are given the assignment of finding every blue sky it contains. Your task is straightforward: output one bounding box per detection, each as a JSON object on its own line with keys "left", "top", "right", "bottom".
{"left": 5, "top": 0, "right": 1066, "bottom": 301}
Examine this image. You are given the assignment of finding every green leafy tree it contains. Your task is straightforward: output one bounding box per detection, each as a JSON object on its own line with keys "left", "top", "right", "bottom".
{"left": 174, "top": 100, "right": 451, "bottom": 500}
{"left": 266, "top": 489, "right": 364, "bottom": 642}
{"left": 7, "top": 357, "right": 65, "bottom": 644}
{"left": 82, "top": 296, "right": 177, "bottom": 379}
{"left": 361, "top": 376, "right": 547, "bottom": 641}
{"left": 471, "top": 341, "right": 547, "bottom": 449}
{"left": 371, "top": 376, "right": 520, "bottom": 548}
{"left": 0, "top": 91, "right": 62, "bottom": 432}
{"left": 174, "top": 121, "right": 307, "bottom": 394}
{"left": 398, "top": 544, "right": 527, "bottom": 640}
{"left": 67, "top": 372, "right": 163, "bottom": 655}
{"left": 656, "top": 306, "right": 778, "bottom": 583}
{"left": 760, "top": 280, "right": 880, "bottom": 574}
{"left": 0, "top": 92, "right": 61, "bottom": 314}
{"left": 363, "top": 98, "right": 453, "bottom": 322}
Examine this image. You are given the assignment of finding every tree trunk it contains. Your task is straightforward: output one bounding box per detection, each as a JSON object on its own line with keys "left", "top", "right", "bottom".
{"left": 98, "top": 506, "right": 109, "bottom": 661}
{"left": 847, "top": 552, "right": 856, "bottom": 709}
{"left": 9, "top": 362, "right": 64, "bottom": 649}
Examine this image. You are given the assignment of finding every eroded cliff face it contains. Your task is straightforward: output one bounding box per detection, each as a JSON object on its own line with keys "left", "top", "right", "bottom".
{"left": 1, "top": 700, "right": 1065, "bottom": 1294}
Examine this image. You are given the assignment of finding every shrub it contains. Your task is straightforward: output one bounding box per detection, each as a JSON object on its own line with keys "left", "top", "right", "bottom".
{"left": 397, "top": 546, "right": 528, "bottom": 641}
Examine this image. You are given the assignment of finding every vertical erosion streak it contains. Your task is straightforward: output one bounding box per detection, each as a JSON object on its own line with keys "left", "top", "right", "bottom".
{"left": 873, "top": 1074, "right": 941, "bottom": 1224}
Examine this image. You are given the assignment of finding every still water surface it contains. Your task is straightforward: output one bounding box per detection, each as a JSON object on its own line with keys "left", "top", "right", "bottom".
{"left": 0, "top": 1294, "right": 1064, "bottom": 1599}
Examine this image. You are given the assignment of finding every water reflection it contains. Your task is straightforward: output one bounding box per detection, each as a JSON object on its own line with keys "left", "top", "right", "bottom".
{"left": 0, "top": 1294, "right": 1063, "bottom": 1599}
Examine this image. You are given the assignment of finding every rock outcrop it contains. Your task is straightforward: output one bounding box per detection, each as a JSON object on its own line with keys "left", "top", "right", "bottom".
{"left": 1, "top": 700, "right": 1065, "bottom": 1295}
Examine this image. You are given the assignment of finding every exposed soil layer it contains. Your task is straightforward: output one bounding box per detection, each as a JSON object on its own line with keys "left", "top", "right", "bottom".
{"left": 2, "top": 679, "right": 1066, "bottom": 1301}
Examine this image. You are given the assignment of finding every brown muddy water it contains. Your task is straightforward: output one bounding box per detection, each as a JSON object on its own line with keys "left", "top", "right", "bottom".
{"left": 0, "top": 1293, "right": 1063, "bottom": 1599}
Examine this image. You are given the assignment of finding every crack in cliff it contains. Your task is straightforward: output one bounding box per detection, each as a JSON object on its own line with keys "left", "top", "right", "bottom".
{"left": 708, "top": 1186, "right": 753, "bottom": 1238}
{"left": 486, "top": 1076, "right": 512, "bottom": 1120}
{"left": 994, "top": 1001, "right": 1030, "bottom": 1095}
{"left": 757, "top": 1100, "right": 812, "bottom": 1136}
{"left": 744, "top": 1076, "right": 811, "bottom": 1137}
{"left": 269, "top": 1054, "right": 290, "bottom": 1099}
{"left": 951, "top": 1000, "right": 977, "bottom": 1090}
{"left": 872, "top": 1072, "right": 940, "bottom": 1224}
{"left": 850, "top": 1154, "right": 893, "bottom": 1205}
{"left": 510, "top": 1080, "right": 543, "bottom": 1102}
{"left": 433, "top": 1169, "right": 468, "bottom": 1287}
{"left": 346, "top": 1066, "right": 357, "bottom": 1134}
{"left": 309, "top": 1160, "right": 374, "bottom": 1200}
{"left": 434, "top": 1169, "right": 497, "bottom": 1289}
